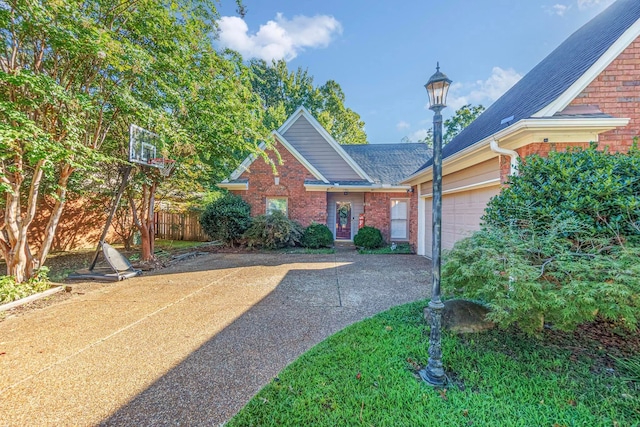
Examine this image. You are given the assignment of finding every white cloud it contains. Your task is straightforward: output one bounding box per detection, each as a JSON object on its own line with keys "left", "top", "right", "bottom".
{"left": 577, "top": 0, "right": 614, "bottom": 10}
{"left": 396, "top": 120, "right": 410, "bottom": 131}
{"left": 446, "top": 66, "right": 523, "bottom": 111}
{"left": 407, "top": 129, "right": 430, "bottom": 142}
{"left": 544, "top": 4, "right": 571, "bottom": 16}
{"left": 217, "top": 13, "right": 343, "bottom": 61}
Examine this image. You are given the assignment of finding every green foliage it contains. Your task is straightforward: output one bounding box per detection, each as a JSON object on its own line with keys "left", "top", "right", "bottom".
{"left": 483, "top": 145, "right": 640, "bottom": 240}
{"left": 199, "top": 193, "right": 251, "bottom": 246}
{"left": 0, "top": 268, "right": 50, "bottom": 304}
{"left": 0, "top": 0, "right": 271, "bottom": 281}
{"left": 404, "top": 104, "right": 484, "bottom": 145}
{"left": 353, "top": 226, "right": 384, "bottom": 249}
{"left": 243, "top": 211, "right": 303, "bottom": 249}
{"left": 358, "top": 243, "right": 413, "bottom": 254}
{"left": 301, "top": 223, "right": 334, "bottom": 249}
{"left": 249, "top": 59, "right": 367, "bottom": 144}
{"left": 443, "top": 104, "right": 486, "bottom": 145}
{"left": 614, "top": 355, "right": 640, "bottom": 383}
{"left": 228, "top": 300, "right": 638, "bottom": 426}
{"left": 444, "top": 147, "right": 640, "bottom": 335}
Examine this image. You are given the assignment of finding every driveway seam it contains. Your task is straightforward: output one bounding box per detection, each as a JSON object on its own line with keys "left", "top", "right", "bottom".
{"left": 0, "top": 270, "right": 238, "bottom": 395}
{"left": 334, "top": 251, "right": 343, "bottom": 307}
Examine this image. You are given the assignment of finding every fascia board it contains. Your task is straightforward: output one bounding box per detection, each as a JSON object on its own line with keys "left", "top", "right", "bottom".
{"left": 229, "top": 141, "right": 267, "bottom": 180}
{"left": 402, "top": 117, "right": 630, "bottom": 185}
{"left": 274, "top": 131, "right": 329, "bottom": 183}
{"left": 277, "top": 106, "right": 306, "bottom": 134}
{"left": 290, "top": 107, "right": 375, "bottom": 183}
{"left": 533, "top": 19, "right": 640, "bottom": 118}
{"left": 217, "top": 182, "right": 249, "bottom": 191}
{"left": 304, "top": 184, "right": 411, "bottom": 192}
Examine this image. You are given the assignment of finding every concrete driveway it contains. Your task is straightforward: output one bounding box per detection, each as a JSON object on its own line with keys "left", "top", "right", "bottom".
{"left": 0, "top": 249, "right": 430, "bottom": 426}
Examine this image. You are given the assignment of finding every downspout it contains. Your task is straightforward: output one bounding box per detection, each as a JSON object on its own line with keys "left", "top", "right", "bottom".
{"left": 490, "top": 139, "right": 520, "bottom": 176}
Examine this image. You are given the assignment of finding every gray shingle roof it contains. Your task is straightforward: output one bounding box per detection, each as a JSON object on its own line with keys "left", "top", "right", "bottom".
{"left": 342, "top": 143, "right": 432, "bottom": 185}
{"left": 417, "top": 0, "right": 640, "bottom": 172}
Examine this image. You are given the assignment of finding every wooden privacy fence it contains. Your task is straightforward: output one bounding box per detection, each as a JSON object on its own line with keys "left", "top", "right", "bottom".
{"left": 154, "top": 211, "right": 209, "bottom": 241}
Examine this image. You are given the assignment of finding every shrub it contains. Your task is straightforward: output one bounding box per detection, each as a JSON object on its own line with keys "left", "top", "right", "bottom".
{"left": 199, "top": 193, "right": 251, "bottom": 246}
{"left": 443, "top": 146, "right": 640, "bottom": 336}
{"left": 301, "top": 223, "right": 334, "bottom": 249}
{"left": 483, "top": 144, "right": 640, "bottom": 242}
{"left": 244, "top": 211, "right": 303, "bottom": 249}
{"left": 0, "top": 267, "right": 50, "bottom": 304}
{"left": 354, "top": 226, "right": 384, "bottom": 249}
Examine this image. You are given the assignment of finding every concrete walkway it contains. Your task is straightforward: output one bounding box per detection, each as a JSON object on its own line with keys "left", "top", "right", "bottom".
{"left": 0, "top": 250, "right": 430, "bottom": 426}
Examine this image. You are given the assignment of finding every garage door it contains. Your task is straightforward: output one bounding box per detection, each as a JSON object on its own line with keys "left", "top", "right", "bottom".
{"left": 422, "top": 185, "right": 500, "bottom": 258}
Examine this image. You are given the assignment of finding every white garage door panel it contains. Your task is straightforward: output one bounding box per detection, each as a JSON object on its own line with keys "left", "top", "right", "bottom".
{"left": 422, "top": 185, "right": 500, "bottom": 258}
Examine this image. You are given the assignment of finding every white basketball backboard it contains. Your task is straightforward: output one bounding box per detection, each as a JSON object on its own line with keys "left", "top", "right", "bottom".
{"left": 129, "top": 124, "right": 158, "bottom": 165}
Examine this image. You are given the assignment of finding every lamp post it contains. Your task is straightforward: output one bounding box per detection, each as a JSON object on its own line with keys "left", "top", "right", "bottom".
{"left": 419, "top": 63, "right": 451, "bottom": 387}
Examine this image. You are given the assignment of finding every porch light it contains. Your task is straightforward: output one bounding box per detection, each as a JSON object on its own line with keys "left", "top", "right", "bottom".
{"left": 419, "top": 63, "right": 451, "bottom": 387}
{"left": 424, "top": 62, "right": 452, "bottom": 110}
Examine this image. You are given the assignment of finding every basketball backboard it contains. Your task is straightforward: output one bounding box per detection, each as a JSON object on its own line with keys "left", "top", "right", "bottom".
{"left": 129, "top": 124, "right": 158, "bottom": 165}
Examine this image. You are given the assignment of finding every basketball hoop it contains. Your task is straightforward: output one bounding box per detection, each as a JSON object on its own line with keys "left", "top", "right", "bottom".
{"left": 149, "top": 158, "right": 176, "bottom": 177}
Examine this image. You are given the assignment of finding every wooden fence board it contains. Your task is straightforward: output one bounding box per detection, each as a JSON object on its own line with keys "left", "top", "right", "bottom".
{"left": 154, "top": 211, "right": 208, "bottom": 241}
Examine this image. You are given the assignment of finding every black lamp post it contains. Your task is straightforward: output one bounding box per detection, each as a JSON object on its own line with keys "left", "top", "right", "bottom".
{"left": 419, "top": 63, "right": 451, "bottom": 387}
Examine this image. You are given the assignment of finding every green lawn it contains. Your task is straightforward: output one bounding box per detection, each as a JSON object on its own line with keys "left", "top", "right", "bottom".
{"left": 228, "top": 300, "right": 639, "bottom": 427}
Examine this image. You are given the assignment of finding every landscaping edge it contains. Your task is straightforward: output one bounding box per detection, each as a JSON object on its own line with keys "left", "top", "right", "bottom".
{"left": 0, "top": 285, "right": 66, "bottom": 312}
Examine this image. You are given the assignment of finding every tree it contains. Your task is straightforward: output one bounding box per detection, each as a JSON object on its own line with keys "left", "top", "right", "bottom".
{"left": 443, "top": 104, "right": 485, "bottom": 145}
{"left": 403, "top": 104, "right": 484, "bottom": 146}
{"left": 249, "top": 59, "right": 367, "bottom": 144}
{"left": 0, "top": 0, "right": 269, "bottom": 279}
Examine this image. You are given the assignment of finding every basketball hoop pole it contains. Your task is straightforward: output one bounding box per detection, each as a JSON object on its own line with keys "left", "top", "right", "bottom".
{"left": 89, "top": 165, "right": 133, "bottom": 271}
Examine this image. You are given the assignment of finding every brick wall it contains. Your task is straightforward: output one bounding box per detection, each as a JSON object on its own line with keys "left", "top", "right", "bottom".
{"left": 569, "top": 36, "right": 640, "bottom": 152}
{"left": 232, "top": 140, "right": 327, "bottom": 226}
{"left": 364, "top": 191, "right": 413, "bottom": 244}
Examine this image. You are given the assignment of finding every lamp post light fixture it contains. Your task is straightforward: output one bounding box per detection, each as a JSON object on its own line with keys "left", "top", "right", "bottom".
{"left": 419, "top": 62, "right": 452, "bottom": 387}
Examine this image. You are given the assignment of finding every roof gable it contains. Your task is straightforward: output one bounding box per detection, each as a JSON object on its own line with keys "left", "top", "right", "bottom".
{"left": 279, "top": 107, "right": 373, "bottom": 182}
{"left": 417, "top": 0, "right": 640, "bottom": 172}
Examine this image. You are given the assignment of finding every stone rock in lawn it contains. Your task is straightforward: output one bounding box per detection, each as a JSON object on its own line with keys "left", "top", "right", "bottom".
{"left": 423, "top": 299, "right": 495, "bottom": 334}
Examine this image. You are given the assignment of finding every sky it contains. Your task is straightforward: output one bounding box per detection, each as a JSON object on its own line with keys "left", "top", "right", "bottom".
{"left": 214, "top": 0, "right": 617, "bottom": 144}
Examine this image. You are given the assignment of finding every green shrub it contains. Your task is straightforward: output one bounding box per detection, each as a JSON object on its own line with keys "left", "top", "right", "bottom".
{"left": 483, "top": 144, "right": 640, "bottom": 242}
{"left": 444, "top": 146, "right": 640, "bottom": 336}
{"left": 0, "top": 267, "right": 50, "bottom": 304}
{"left": 354, "top": 226, "right": 384, "bottom": 249}
{"left": 199, "top": 192, "right": 251, "bottom": 246}
{"left": 244, "top": 211, "right": 303, "bottom": 249}
{"left": 301, "top": 223, "right": 334, "bottom": 249}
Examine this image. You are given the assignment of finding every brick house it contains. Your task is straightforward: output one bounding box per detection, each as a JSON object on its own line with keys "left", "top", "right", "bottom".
{"left": 218, "top": 106, "right": 430, "bottom": 244}
{"left": 403, "top": 0, "right": 640, "bottom": 257}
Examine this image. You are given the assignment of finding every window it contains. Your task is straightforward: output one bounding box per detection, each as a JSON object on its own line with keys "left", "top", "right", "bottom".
{"left": 390, "top": 199, "right": 409, "bottom": 240}
{"left": 266, "top": 197, "right": 288, "bottom": 216}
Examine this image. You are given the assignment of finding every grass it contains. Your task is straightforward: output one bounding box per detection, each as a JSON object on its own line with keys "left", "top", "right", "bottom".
{"left": 358, "top": 243, "right": 413, "bottom": 254}
{"left": 227, "top": 299, "right": 639, "bottom": 427}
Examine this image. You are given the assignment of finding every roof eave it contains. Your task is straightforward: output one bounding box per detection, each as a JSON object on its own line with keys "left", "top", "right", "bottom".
{"left": 402, "top": 116, "right": 630, "bottom": 185}
{"left": 304, "top": 183, "right": 412, "bottom": 193}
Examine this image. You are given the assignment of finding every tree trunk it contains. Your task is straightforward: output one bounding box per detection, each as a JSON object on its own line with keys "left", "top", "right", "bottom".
{"left": 129, "top": 180, "right": 158, "bottom": 262}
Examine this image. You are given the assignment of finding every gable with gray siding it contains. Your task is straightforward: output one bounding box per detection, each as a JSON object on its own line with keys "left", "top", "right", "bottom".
{"left": 281, "top": 115, "right": 366, "bottom": 182}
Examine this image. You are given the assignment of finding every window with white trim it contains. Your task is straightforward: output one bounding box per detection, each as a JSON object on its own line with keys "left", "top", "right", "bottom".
{"left": 390, "top": 199, "right": 409, "bottom": 240}
{"left": 266, "top": 197, "right": 288, "bottom": 216}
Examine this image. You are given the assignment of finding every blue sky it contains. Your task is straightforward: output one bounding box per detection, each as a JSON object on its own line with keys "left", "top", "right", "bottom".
{"left": 215, "top": 0, "right": 616, "bottom": 143}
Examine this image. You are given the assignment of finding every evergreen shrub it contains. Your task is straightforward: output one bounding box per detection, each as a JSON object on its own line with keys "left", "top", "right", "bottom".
{"left": 244, "top": 211, "right": 303, "bottom": 249}
{"left": 199, "top": 193, "right": 251, "bottom": 246}
{"left": 443, "top": 145, "right": 640, "bottom": 335}
{"left": 354, "top": 226, "right": 384, "bottom": 249}
{"left": 301, "top": 223, "right": 334, "bottom": 249}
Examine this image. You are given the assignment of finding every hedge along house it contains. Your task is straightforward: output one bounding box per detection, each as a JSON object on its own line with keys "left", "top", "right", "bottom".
{"left": 218, "top": 106, "right": 431, "bottom": 243}
{"left": 403, "top": 0, "right": 640, "bottom": 257}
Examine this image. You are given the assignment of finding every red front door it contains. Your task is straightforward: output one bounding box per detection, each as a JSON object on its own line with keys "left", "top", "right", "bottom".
{"left": 336, "top": 202, "right": 352, "bottom": 239}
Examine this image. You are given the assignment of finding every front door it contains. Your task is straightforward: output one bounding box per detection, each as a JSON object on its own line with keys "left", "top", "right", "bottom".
{"left": 336, "top": 202, "right": 352, "bottom": 239}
